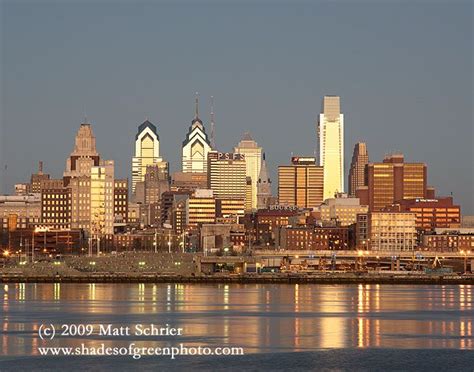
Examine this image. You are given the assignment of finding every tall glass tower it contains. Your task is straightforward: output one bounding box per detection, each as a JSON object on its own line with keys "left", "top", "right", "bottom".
{"left": 318, "top": 96, "right": 344, "bottom": 200}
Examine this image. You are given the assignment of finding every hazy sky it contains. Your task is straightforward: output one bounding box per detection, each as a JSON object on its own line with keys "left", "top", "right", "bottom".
{"left": 1, "top": 1, "right": 473, "bottom": 213}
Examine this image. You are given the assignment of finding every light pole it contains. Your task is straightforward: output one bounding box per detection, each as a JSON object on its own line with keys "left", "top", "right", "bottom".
{"left": 460, "top": 250, "right": 471, "bottom": 274}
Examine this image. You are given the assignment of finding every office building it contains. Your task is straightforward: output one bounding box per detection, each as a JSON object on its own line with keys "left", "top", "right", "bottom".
{"left": 278, "top": 157, "right": 324, "bottom": 209}
{"left": 131, "top": 119, "right": 163, "bottom": 194}
{"left": 318, "top": 96, "right": 344, "bottom": 199}
{"left": 207, "top": 151, "right": 247, "bottom": 200}
{"left": 90, "top": 160, "right": 115, "bottom": 236}
{"left": 182, "top": 94, "right": 212, "bottom": 173}
{"left": 363, "top": 153, "right": 427, "bottom": 211}
{"left": 234, "top": 132, "right": 262, "bottom": 210}
{"left": 0, "top": 195, "right": 41, "bottom": 230}
{"left": 348, "top": 142, "right": 368, "bottom": 196}
{"left": 366, "top": 211, "right": 417, "bottom": 251}
{"left": 41, "top": 179, "right": 71, "bottom": 230}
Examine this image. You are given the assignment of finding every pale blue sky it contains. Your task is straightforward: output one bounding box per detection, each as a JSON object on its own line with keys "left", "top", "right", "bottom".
{"left": 1, "top": 1, "right": 473, "bottom": 212}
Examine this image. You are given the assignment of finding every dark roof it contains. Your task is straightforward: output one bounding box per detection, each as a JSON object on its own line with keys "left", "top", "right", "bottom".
{"left": 135, "top": 120, "right": 158, "bottom": 140}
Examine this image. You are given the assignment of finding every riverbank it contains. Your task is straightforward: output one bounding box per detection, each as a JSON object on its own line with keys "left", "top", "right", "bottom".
{"left": 1, "top": 272, "right": 473, "bottom": 284}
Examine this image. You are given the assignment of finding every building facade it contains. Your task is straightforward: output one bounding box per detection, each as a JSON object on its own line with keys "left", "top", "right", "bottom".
{"left": 317, "top": 195, "right": 368, "bottom": 226}
{"left": 367, "top": 212, "right": 417, "bottom": 251}
{"left": 318, "top": 96, "right": 344, "bottom": 199}
{"left": 234, "top": 132, "right": 262, "bottom": 210}
{"left": 348, "top": 142, "right": 368, "bottom": 197}
{"left": 207, "top": 152, "right": 247, "bottom": 201}
{"left": 131, "top": 120, "right": 163, "bottom": 194}
{"left": 278, "top": 157, "right": 324, "bottom": 209}
{"left": 364, "top": 154, "right": 427, "bottom": 211}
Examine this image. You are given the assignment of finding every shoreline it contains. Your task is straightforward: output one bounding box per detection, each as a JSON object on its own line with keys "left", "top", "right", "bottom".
{"left": 1, "top": 273, "right": 473, "bottom": 285}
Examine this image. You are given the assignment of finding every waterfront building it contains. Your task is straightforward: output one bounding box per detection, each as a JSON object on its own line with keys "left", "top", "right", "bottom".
{"left": 182, "top": 95, "right": 212, "bottom": 173}
{"left": 317, "top": 96, "right": 344, "bottom": 199}
{"left": 207, "top": 151, "right": 247, "bottom": 201}
{"left": 234, "top": 132, "right": 262, "bottom": 210}
{"left": 348, "top": 142, "right": 368, "bottom": 196}
{"left": 423, "top": 228, "right": 474, "bottom": 252}
{"left": 0, "top": 194, "right": 41, "bottom": 230}
{"left": 279, "top": 225, "right": 354, "bottom": 250}
{"left": 317, "top": 194, "right": 368, "bottom": 226}
{"left": 257, "top": 153, "right": 272, "bottom": 210}
{"left": 131, "top": 119, "right": 163, "bottom": 194}
{"left": 384, "top": 197, "right": 461, "bottom": 231}
{"left": 360, "top": 153, "right": 428, "bottom": 211}
{"left": 30, "top": 161, "right": 50, "bottom": 193}
{"left": 278, "top": 157, "right": 324, "bottom": 209}
{"left": 365, "top": 211, "right": 417, "bottom": 251}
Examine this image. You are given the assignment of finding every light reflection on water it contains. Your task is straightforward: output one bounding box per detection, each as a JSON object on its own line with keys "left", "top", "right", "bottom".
{"left": 0, "top": 283, "right": 472, "bottom": 356}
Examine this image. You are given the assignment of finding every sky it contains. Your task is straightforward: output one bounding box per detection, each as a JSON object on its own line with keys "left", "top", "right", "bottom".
{"left": 1, "top": 1, "right": 473, "bottom": 213}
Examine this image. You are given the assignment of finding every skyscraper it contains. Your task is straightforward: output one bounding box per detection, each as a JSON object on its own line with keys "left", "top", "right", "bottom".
{"left": 233, "top": 132, "right": 262, "bottom": 210}
{"left": 182, "top": 94, "right": 212, "bottom": 173}
{"left": 132, "top": 119, "right": 162, "bottom": 194}
{"left": 278, "top": 157, "right": 324, "bottom": 209}
{"left": 348, "top": 142, "right": 369, "bottom": 196}
{"left": 64, "top": 119, "right": 100, "bottom": 180}
{"left": 257, "top": 153, "right": 272, "bottom": 209}
{"left": 362, "top": 153, "right": 428, "bottom": 211}
{"left": 207, "top": 151, "right": 247, "bottom": 201}
{"left": 318, "top": 96, "right": 344, "bottom": 199}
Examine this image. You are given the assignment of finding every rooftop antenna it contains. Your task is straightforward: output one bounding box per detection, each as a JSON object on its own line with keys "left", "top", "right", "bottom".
{"left": 210, "top": 95, "right": 216, "bottom": 149}
{"left": 194, "top": 92, "right": 199, "bottom": 119}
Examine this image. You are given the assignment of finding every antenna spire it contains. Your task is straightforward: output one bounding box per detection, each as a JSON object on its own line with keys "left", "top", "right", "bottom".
{"left": 194, "top": 92, "right": 199, "bottom": 119}
{"left": 210, "top": 95, "right": 216, "bottom": 149}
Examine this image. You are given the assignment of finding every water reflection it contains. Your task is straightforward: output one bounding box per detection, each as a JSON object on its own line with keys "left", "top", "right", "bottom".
{"left": 0, "top": 283, "right": 472, "bottom": 355}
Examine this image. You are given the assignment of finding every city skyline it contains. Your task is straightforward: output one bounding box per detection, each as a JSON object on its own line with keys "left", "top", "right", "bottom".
{"left": 1, "top": 2, "right": 472, "bottom": 213}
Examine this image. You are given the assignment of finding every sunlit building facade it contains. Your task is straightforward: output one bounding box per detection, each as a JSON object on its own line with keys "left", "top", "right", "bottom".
{"left": 318, "top": 96, "right": 344, "bottom": 199}
{"left": 132, "top": 120, "right": 163, "bottom": 194}
{"left": 348, "top": 142, "right": 368, "bottom": 197}
{"left": 366, "top": 154, "right": 427, "bottom": 211}
{"left": 278, "top": 157, "right": 324, "bottom": 209}
{"left": 90, "top": 160, "right": 115, "bottom": 235}
{"left": 367, "top": 212, "right": 417, "bottom": 251}
{"left": 182, "top": 95, "right": 212, "bottom": 173}
{"left": 234, "top": 132, "right": 262, "bottom": 210}
{"left": 207, "top": 152, "right": 247, "bottom": 201}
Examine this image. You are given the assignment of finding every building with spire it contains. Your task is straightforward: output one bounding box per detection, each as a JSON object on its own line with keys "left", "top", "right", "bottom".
{"left": 257, "top": 153, "right": 272, "bottom": 209}
{"left": 348, "top": 142, "right": 369, "bottom": 196}
{"left": 234, "top": 132, "right": 262, "bottom": 210}
{"left": 64, "top": 119, "right": 100, "bottom": 180}
{"left": 182, "top": 93, "right": 212, "bottom": 173}
{"left": 317, "top": 96, "right": 344, "bottom": 200}
{"left": 131, "top": 119, "right": 164, "bottom": 194}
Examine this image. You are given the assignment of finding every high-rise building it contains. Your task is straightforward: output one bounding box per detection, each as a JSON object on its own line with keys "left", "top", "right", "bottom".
{"left": 348, "top": 142, "right": 368, "bottom": 196}
{"left": 317, "top": 96, "right": 344, "bottom": 199}
{"left": 234, "top": 132, "right": 262, "bottom": 210}
{"left": 207, "top": 151, "right": 247, "bottom": 201}
{"left": 363, "top": 153, "right": 427, "bottom": 211}
{"left": 114, "top": 179, "right": 129, "bottom": 224}
{"left": 278, "top": 157, "right": 324, "bottom": 209}
{"left": 64, "top": 120, "right": 100, "bottom": 180}
{"left": 186, "top": 189, "right": 216, "bottom": 227}
{"left": 182, "top": 94, "right": 212, "bottom": 173}
{"left": 257, "top": 153, "right": 272, "bottom": 210}
{"left": 131, "top": 120, "right": 162, "bottom": 194}
{"left": 90, "top": 160, "right": 115, "bottom": 236}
